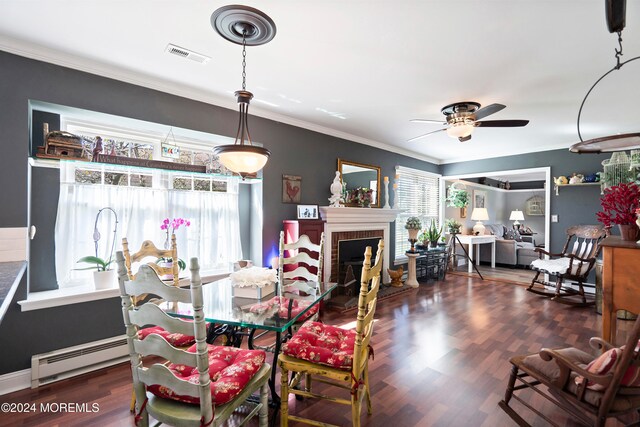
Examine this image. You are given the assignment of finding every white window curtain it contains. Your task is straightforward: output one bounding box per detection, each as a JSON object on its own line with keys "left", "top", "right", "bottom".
{"left": 394, "top": 166, "right": 441, "bottom": 259}
{"left": 55, "top": 165, "right": 242, "bottom": 288}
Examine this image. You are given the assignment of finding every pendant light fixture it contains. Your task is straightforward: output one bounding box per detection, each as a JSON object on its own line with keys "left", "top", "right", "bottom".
{"left": 211, "top": 5, "right": 276, "bottom": 178}
{"left": 569, "top": 0, "right": 640, "bottom": 153}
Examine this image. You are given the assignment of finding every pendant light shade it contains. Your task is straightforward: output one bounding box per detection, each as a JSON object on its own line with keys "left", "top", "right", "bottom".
{"left": 211, "top": 5, "right": 276, "bottom": 178}
{"left": 212, "top": 90, "right": 271, "bottom": 177}
{"left": 214, "top": 145, "right": 270, "bottom": 175}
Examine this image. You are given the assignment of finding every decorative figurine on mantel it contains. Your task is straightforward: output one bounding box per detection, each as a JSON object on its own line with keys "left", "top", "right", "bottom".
{"left": 328, "top": 171, "right": 344, "bottom": 207}
{"left": 383, "top": 176, "right": 390, "bottom": 209}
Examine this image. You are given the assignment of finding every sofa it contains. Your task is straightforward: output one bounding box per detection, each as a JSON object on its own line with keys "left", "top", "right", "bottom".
{"left": 478, "top": 224, "right": 536, "bottom": 267}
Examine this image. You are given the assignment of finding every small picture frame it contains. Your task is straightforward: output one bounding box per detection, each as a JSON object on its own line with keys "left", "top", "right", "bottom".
{"left": 282, "top": 174, "right": 302, "bottom": 203}
{"left": 297, "top": 204, "right": 318, "bottom": 219}
{"left": 473, "top": 190, "right": 487, "bottom": 209}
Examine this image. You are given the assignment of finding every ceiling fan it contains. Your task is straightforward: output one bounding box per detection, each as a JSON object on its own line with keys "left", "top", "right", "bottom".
{"left": 409, "top": 101, "right": 529, "bottom": 143}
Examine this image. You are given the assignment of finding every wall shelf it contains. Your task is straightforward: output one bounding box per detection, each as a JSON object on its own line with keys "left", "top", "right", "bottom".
{"left": 554, "top": 182, "right": 601, "bottom": 196}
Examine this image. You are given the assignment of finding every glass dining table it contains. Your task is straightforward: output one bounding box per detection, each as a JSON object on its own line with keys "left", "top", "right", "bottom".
{"left": 161, "top": 276, "right": 337, "bottom": 406}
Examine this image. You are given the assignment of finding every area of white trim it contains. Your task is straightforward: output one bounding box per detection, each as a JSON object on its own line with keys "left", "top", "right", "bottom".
{"left": 19, "top": 285, "right": 120, "bottom": 311}
{"left": 0, "top": 369, "right": 31, "bottom": 396}
{"left": 1, "top": 36, "right": 440, "bottom": 165}
{"left": 18, "top": 270, "right": 231, "bottom": 311}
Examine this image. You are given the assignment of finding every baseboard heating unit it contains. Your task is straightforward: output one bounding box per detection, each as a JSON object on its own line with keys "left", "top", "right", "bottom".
{"left": 31, "top": 335, "right": 129, "bottom": 388}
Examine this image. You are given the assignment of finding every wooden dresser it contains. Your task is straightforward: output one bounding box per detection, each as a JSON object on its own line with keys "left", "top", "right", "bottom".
{"left": 601, "top": 236, "right": 640, "bottom": 344}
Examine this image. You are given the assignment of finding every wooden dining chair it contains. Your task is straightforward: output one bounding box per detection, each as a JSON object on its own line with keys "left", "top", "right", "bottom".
{"left": 499, "top": 314, "right": 640, "bottom": 427}
{"left": 122, "top": 234, "right": 179, "bottom": 288}
{"left": 122, "top": 235, "right": 191, "bottom": 412}
{"left": 527, "top": 225, "right": 606, "bottom": 305}
{"left": 248, "top": 232, "right": 325, "bottom": 353}
{"left": 116, "top": 252, "right": 271, "bottom": 427}
{"left": 278, "top": 239, "right": 384, "bottom": 427}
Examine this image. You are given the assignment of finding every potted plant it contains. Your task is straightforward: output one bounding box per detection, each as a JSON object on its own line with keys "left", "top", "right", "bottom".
{"left": 596, "top": 182, "right": 640, "bottom": 241}
{"left": 424, "top": 219, "right": 443, "bottom": 248}
{"left": 405, "top": 217, "right": 422, "bottom": 252}
{"left": 446, "top": 183, "right": 468, "bottom": 213}
{"left": 156, "top": 257, "right": 187, "bottom": 280}
{"left": 76, "top": 255, "right": 116, "bottom": 289}
{"left": 445, "top": 218, "right": 462, "bottom": 234}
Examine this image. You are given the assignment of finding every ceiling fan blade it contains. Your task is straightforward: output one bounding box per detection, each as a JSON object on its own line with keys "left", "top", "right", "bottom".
{"left": 408, "top": 128, "right": 447, "bottom": 142}
{"left": 474, "top": 103, "right": 506, "bottom": 120}
{"left": 410, "top": 119, "right": 447, "bottom": 125}
{"left": 458, "top": 135, "right": 472, "bottom": 142}
{"left": 475, "top": 119, "right": 529, "bottom": 127}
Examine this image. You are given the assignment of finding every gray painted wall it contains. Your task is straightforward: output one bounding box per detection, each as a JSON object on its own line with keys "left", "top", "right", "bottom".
{"left": 0, "top": 50, "right": 438, "bottom": 374}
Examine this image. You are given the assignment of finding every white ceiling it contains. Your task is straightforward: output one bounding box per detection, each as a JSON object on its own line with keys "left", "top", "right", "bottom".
{"left": 2, "top": 1, "right": 640, "bottom": 164}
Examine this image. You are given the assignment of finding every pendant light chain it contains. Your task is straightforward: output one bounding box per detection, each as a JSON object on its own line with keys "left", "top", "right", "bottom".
{"left": 241, "top": 31, "right": 247, "bottom": 90}
{"left": 615, "top": 31, "right": 623, "bottom": 70}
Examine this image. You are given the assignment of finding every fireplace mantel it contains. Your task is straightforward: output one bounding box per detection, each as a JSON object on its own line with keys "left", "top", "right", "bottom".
{"left": 319, "top": 207, "right": 402, "bottom": 283}
{"left": 319, "top": 207, "right": 403, "bottom": 223}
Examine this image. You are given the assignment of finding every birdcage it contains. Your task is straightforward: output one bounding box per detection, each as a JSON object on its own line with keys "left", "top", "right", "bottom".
{"left": 601, "top": 151, "right": 636, "bottom": 189}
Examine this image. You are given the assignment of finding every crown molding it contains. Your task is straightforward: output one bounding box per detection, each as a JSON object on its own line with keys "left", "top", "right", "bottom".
{"left": 0, "top": 36, "right": 441, "bottom": 165}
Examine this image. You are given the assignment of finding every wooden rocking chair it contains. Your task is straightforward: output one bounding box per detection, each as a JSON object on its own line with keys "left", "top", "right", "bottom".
{"left": 499, "top": 314, "right": 640, "bottom": 427}
{"left": 527, "top": 225, "right": 606, "bottom": 306}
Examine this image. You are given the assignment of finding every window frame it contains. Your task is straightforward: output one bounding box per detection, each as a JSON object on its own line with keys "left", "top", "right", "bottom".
{"left": 394, "top": 166, "right": 442, "bottom": 261}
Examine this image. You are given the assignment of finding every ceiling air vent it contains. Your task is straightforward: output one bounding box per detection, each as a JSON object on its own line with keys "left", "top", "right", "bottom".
{"left": 165, "top": 44, "right": 210, "bottom": 64}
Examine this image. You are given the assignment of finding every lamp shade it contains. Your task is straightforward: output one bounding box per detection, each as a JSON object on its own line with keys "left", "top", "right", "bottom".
{"left": 470, "top": 208, "right": 489, "bottom": 221}
{"left": 446, "top": 122, "right": 474, "bottom": 139}
{"left": 509, "top": 210, "right": 525, "bottom": 221}
{"left": 213, "top": 145, "right": 270, "bottom": 176}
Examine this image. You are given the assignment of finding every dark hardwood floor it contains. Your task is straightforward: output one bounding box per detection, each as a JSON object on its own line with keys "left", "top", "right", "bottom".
{"left": 1, "top": 275, "right": 631, "bottom": 427}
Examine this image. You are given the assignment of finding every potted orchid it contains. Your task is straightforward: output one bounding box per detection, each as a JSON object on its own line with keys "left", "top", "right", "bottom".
{"left": 76, "top": 256, "right": 116, "bottom": 289}
{"left": 596, "top": 182, "right": 640, "bottom": 241}
{"left": 160, "top": 217, "right": 191, "bottom": 249}
{"left": 159, "top": 217, "right": 191, "bottom": 279}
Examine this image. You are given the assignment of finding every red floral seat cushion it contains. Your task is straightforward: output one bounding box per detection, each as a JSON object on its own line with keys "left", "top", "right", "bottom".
{"left": 249, "top": 296, "right": 318, "bottom": 322}
{"left": 148, "top": 345, "right": 266, "bottom": 405}
{"left": 138, "top": 326, "right": 196, "bottom": 348}
{"left": 282, "top": 321, "right": 356, "bottom": 369}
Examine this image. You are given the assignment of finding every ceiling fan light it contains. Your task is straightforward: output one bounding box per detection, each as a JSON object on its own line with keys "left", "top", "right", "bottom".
{"left": 213, "top": 145, "right": 270, "bottom": 175}
{"left": 446, "top": 122, "right": 474, "bottom": 139}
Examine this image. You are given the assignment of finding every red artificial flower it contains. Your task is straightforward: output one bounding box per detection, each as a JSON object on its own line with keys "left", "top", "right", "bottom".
{"left": 596, "top": 182, "right": 640, "bottom": 227}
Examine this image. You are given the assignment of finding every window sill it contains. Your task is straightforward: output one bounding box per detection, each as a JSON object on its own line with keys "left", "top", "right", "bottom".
{"left": 394, "top": 256, "right": 408, "bottom": 265}
{"left": 19, "top": 270, "right": 231, "bottom": 311}
{"left": 18, "top": 285, "right": 119, "bottom": 311}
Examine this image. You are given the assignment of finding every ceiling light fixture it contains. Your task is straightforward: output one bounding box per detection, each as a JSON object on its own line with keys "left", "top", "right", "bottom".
{"left": 570, "top": 0, "right": 640, "bottom": 153}
{"left": 210, "top": 5, "right": 276, "bottom": 178}
{"left": 446, "top": 121, "right": 475, "bottom": 140}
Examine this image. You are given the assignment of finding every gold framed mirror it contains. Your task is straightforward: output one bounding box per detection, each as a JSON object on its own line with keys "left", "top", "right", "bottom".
{"left": 337, "top": 159, "right": 381, "bottom": 208}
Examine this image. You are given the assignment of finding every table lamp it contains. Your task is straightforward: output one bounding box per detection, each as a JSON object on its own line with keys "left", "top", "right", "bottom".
{"left": 471, "top": 208, "right": 489, "bottom": 235}
{"left": 509, "top": 209, "right": 525, "bottom": 229}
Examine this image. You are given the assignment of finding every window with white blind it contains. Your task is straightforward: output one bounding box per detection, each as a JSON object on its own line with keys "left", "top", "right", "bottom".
{"left": 394, "top": 166, "right": 441, "bottom": 259}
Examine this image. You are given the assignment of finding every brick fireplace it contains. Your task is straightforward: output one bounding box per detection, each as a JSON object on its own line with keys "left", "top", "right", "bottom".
{"left": 319, "top": 207, "right": 401, "bottom": 284}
